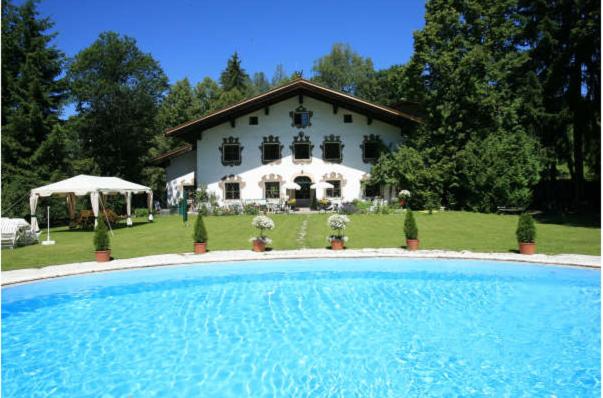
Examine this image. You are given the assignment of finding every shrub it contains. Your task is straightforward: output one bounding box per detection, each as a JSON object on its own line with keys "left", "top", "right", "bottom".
{"left": 193, "top": 215, "right": 208, "bottom": 243}
{"left": 328, "top": 214, "right": 350, "bottom": 240}
{"left": 404, "top": 210, "right": 418, "bottom": 240}
{"left": 134, "top": 208, "right": 148, "bottom": 218}
{"left": 516, "top": 213, "right": 536, "bottom": 243}
{"left": 243, "top": 204, "right": 259, "bottom": 215}
{"left": 93, "top": 219, "right": 110, "bottom": 251}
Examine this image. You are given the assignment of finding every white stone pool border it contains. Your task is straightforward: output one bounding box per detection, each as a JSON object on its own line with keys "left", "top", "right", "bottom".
{"left": 2, "top": 249, "right": 600, "bottom": 286}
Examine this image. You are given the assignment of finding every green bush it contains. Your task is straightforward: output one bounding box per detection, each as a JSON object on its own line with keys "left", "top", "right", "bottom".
{"left": 404, "top": 210, "right": 418, "bottom": 240}
{"left": 193, "top": 215, "right": 208, "bottom": 243}
{"left": 134, "top": 208, "right": 148, "bottom": 218}
{"left": 93, "top": 219, "right": 110, "bottom": 251}
{"left": 516, "top": 213, "right": 536, "bottom": 243}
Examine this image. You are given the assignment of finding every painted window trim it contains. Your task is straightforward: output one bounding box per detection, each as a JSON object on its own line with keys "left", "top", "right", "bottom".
{"left": 360, "top": 134, "right": 383, "bottom": 164}
{"left": 290, "top": 131, "right": 314, "bottom": 163}
{"left": 259, "top": 135, "right": 283, "bottom": 164}
{"left": 320, "top": 134, "right": 344, "bottom": 163}
{"left": 219, "top": 137, "right": 243, "bottom": 166}
{"left": 289, "top": 105, "right": 313, "bottom": 128}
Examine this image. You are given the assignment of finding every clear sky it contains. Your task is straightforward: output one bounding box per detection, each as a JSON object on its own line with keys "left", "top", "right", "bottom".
{"left": 27, "top": 0, "right": 426, "bottom": 85}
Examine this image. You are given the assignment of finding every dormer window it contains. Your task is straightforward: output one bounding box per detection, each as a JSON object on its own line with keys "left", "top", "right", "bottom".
{"left": 361, "top": 134, "right": 383, "bottom": 163}
{"left": 321, "top": 134, "right": 344, "bottom": 163}
{"left": 291, "top": 132, "right": 313, "bottom": 161}
{"left": 290, "top": 105, "right": 313, "bottom": 128}
{"left": 260, "top": 135, "right": 283, "bottom": 164}
{"left": 220, "top": 137, "right": 243, "bottom": 166}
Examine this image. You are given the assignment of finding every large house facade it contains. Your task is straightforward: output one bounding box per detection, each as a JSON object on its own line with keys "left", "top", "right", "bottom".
{"left": 155, "top": 79, "right": 420, "bottom": 208}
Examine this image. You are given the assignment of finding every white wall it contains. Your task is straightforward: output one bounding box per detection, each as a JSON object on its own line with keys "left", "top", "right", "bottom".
{"left": 165, "top": 149, "right": 196, "bottom": 207}
{"left": 167, "top": 96, "right": 408, "bottom": 205}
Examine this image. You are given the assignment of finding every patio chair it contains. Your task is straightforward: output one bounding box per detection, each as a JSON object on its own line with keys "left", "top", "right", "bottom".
{"left": 1, "top": 218, "right": 38, "bottom": 249}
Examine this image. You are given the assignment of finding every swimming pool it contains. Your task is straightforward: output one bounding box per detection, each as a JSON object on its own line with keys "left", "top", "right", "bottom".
{"left": 2, "top": 258, "right": 600, "bottom": 397}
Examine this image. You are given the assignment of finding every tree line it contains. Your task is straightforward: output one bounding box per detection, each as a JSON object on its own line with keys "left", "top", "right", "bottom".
{"left": 1, "top": 0, "right": 599, "bottom": 219}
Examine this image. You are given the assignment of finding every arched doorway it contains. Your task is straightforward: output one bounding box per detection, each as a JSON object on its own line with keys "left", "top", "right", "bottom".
{"left": 293, "top": 176, "right": 313, "bottom": 208}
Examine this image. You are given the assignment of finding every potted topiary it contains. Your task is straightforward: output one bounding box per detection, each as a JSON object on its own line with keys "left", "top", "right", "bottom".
{"left": 398, "top": 190, "right": 411, "bottom": 208}
{"left": 327, "top": 214, "right": 350, "bottom": 250}
{"left": 404, "top": 210, "right": 419, "bottom": 250}
{"left": 516, "top": 213, "right": 536, "bottom": 255}
{"left": 250, "top": 215, "right": 275, "bottom": 252}
{"left": 193, "top": 215, "right": 208, "bottom": 254}
{"left": 93, "top": 219, "right": 111, "bottom": 262}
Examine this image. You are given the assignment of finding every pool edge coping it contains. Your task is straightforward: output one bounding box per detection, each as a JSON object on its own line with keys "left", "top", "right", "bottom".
{"left": 2, "top": 249, "right": 600, "bottom": 286}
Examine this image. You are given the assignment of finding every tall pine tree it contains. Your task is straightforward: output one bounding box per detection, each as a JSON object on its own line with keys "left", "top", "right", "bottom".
{"left": 1, "top": 0, "right": 66, "bottom": 217}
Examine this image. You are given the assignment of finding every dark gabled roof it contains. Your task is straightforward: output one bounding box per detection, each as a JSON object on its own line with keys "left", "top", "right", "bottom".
{"left": 165, "top": 78, "right": 422, "bottom": 140}
{"left": 151, "top": 144, "right": 193, "bottom": 165}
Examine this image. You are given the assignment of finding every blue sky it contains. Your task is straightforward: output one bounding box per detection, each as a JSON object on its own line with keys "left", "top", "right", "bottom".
{"left": 28, "top": 0, "right": 426, "bottom": 85}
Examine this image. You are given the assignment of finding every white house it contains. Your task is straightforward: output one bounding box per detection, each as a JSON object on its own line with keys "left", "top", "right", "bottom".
{"left": 155, "top": 79, "right": 421, "bottom": 208}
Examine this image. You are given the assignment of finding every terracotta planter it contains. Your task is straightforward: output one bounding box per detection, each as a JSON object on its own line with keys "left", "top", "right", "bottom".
{"left": 519, "top": 242, "right": 536, "bottom": 255}
{"left": 399, "top": 199, "right": 406, "bottom": 207}
{"left": 194, "top": 242, "right": 207, "bottom": 254}
{"left": 406, "top": 239, "right": 420, "bottom": 251}
{"left": 95, "top": 250, "right": 111, "bottom": 262}
{"left": 252, "top": 239, "right": 266, "bottom": 252}
{"left": 330, "top": 239, "right": 345, "bottom": 250}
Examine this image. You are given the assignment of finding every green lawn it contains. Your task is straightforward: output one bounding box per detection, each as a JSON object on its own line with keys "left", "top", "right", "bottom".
{"left": 2, "top": 211, "right": 599, "bottom": 271}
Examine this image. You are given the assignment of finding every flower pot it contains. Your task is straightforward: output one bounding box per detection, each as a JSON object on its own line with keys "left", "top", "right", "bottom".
{"left": 519, "top": 242, "right": 536, "bottom": 255}
{"left": 399, "top": 199, "right": 406, "bottom": 207}
{"left": 406, "top": 239, "right": 420, "bottom": 251}
{"left": 194, "top": 242, "right": 207, "bottom": 254}
{"left": 330, "top": 239, "right": 345, "bottom": 250}
{"left": 252, "top": 239, "right": 266, "bottom": 252}
{"left": 95, "top": 250, "right": 111, "bottom": 262}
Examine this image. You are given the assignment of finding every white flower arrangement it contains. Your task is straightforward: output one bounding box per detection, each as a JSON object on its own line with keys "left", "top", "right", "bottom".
{"left": 252, "top": 215, "right": 275, "bottom": 231}
{"left": 327, "top": 214, "right": 350, "bottom": 241}
{"left": 251, "top": 215, "right": 275, "bottom": 243}
{"left": 398, "top": 190, "right": 411, "bottom": 199}
{"left": 328, "top": 214, "right": 350, "bottom": 230}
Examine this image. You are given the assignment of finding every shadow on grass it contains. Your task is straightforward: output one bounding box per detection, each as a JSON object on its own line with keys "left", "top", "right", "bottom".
{"left": 533, "top": 212, "right": 600, "bottom": 229}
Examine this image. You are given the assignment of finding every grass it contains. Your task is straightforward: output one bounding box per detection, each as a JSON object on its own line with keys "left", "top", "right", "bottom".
{"left": 1, "top": 211, "right": 599, "bottom": 271}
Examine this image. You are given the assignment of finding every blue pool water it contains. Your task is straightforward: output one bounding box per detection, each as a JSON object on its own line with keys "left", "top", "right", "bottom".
{"left": 2, "top": 259, "right": 600, "bottom": 397}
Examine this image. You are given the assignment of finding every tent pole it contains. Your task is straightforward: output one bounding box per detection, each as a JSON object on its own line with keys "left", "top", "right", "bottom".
{"left": 99, "top": 196, "right": 114, "bottom": 236}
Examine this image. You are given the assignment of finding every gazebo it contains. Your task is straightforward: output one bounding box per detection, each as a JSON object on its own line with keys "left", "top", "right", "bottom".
{"left": 29, "top": 175, "right": 154, "bottom": 232}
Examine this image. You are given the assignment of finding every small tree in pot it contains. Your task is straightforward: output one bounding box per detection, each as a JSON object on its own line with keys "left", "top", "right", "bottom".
{"left": 193, "top": 215, "right": 208, "bottom": 254}
{"left": 93, "top": 219, "right": 111, "bottom": 262}
{"left": 516, "top": 213, "right": 536, "bottom": 254}
{"left": 251, "top": 215, "right": 274, "bottom": 252}
{"left": 327, "top": 214, "right": 350, "bottom": 250}
{"left": 404, "top": 210, "right": 419, "bottom": 250}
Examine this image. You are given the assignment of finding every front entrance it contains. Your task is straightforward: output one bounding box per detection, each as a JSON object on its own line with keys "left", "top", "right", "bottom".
{"left": 293, "top": 176, "right": 313, "bottom": 208}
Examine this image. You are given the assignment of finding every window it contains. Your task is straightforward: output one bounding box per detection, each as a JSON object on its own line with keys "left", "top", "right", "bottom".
{"left": 321, "top": 134, "right": 344, "bottom": 163}
{"left": 343, "top": 114, "right": 353, "bottom": 123}
{"left": 291, "top": 132, "right": 313, "bottom": 161}
{"left": 260, "top": 135, "right": 282, "bottom": 163}
{"left": 265, "top": 182, "right": 280, "bottom": 199}
{"left": 326, "top": 180, "right": 341, "bottom": 198}
{"left": 361, "top": 134, "right": 383, "bottom": 163}
{"left": 225, "top": 183, "right": 240, "bottom": 200}
{"left": 263, "top": 144, "right": 280, "bottom": 162}
{"left": 363, "top": 142, "right": 379, "bottom": 160}
{"left": 364, "top": 184, "right": 380, "bottom": 198}
{"left": 294, "top": 143, "right": 311, "bottom": 160}
{"left": 223, "top": 144, "right": 240, "bottom": 163}
{"left": 290, "top": 105, "right": 313, "bottom": 128}
{"left": 220, "top": 137, "right": 243, "bottom": 166}
{"left": 249, "top": 116, "right": 258, "bottom": 125}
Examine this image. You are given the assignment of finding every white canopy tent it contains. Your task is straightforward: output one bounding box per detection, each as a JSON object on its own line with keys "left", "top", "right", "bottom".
{"left": 29, "top": 175, "right": 153, "bottom": 232}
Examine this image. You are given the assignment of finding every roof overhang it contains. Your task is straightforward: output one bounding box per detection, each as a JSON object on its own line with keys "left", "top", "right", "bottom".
{"left": 152, "top": 144, "right": 193, "bottom": 165}
{"left": 165, "top": 79, "right": 422, "bottom": 141}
